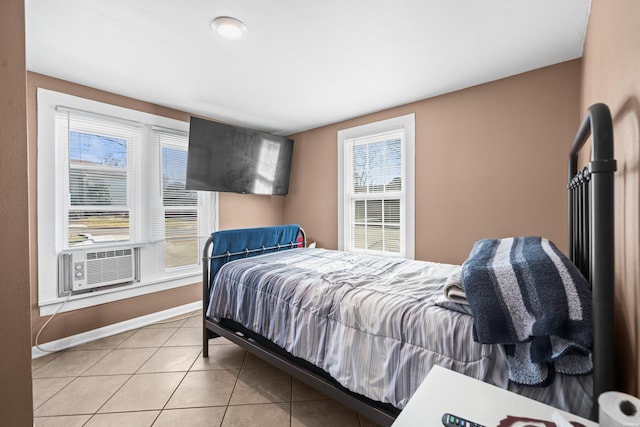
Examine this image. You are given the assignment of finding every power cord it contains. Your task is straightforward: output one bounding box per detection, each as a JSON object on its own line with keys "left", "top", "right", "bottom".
{"left": 34, "top": 291, "right": 74, "bottom": 353}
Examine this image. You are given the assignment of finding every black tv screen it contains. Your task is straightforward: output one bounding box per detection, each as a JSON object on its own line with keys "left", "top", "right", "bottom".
{"left": 185, "top": 117, "right": 294, "bottom": 196}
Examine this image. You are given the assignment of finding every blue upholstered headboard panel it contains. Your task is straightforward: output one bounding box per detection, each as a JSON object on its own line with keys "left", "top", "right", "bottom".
{"left": 208, "top": 224, "right": 303, "bottom": 285}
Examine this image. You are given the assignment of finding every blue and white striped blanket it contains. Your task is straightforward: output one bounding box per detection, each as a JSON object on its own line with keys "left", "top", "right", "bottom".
{"left": 461, "top": 237, "right": 593, "bottom": 386}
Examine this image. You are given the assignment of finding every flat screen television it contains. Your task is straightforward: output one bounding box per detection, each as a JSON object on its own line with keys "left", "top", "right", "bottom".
{"left": 185, "top": 117, "right": 294, "bottom": 196}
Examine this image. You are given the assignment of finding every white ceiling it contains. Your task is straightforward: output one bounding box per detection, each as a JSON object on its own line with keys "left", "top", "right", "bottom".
{"left": 25, "top": 0, "right": 591, "bottom": 135}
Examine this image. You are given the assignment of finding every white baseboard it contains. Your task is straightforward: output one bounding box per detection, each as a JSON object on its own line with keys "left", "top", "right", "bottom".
{"left": 32, "top": 301, "right": 202, "bottom": 358}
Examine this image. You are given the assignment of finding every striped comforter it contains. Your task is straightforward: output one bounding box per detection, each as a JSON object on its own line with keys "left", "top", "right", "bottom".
{"left": 206, "top": 248, "right": 592, "bottom": 416}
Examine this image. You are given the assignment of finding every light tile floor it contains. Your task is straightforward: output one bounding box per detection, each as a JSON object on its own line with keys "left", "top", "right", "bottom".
{"left": 32, "top": 313, "right": 381, "bottom": 426}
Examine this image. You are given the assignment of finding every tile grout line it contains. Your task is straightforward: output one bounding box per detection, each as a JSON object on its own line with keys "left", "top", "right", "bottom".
{"left": 32, "top": 376, "right": 77, "bottom": 413}
{"left": 151, "top": 369, "right": 190, "bottom": 426}
{"left": 91, "top": 326, "right": 183, "bottom": 419}
{"left": 150, "top": 330, "right": 238, "bottom": 426}
{"left": 217, "top": 349, "right": 249, "bottom": 426}
{"left": 150, "top": 324, "right": 201, "bottom": 419}
{"left": 290, "top": 370, "right": 294, "bottom": 427}
{"left": 62, "top": 327, "right": 179, "bottom": 423}
{"left": 33, "top": 322, "right": 161, "bottom": 422}
{"left": 33, "top": 344, "right": 118, "bottom": 416}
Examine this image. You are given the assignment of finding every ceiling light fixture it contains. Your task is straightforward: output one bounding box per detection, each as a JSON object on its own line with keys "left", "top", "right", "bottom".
{"left": 211, "top": 16, "right": 247, "bottom": 40}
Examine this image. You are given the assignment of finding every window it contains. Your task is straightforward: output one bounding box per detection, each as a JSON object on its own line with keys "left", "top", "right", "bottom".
{"left": 338, "top": 114, "right": 415, "bottom": 258}
{"left": 153, "top": 129, "right": 202, "bottom": 269}
{"left": 57, "top": 109, "right": 140, "bottom": 248}
{"left": 37, "top": 89, "right": 216, "bottom": 314}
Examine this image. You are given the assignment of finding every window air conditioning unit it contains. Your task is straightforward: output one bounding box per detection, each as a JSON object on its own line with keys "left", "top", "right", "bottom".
{"left": 59, "top": 247, "right": 140, "bottom": 295}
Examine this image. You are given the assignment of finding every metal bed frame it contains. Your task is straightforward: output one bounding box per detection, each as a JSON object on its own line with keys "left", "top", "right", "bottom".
{"left": 201, "top": 230, "right": 403, "bottom": 425}
{"left": 568, "top": 102, "right": 616, "bottom": 419}
{"left": 201, "top": 103, "right": 616, "bottom": 424}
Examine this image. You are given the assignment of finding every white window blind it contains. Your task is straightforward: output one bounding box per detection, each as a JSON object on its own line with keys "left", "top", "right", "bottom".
{"left": 151, "top": 128, "right": 204, "bottom": 269}
{"left": 345, "top": 129, "right": 405, "bottom": 255}
{"left": 56, "top": 108, "right": 141, "bottom": 248}
{"left": 338, "top": 113, "right": 414, "bottom": 259}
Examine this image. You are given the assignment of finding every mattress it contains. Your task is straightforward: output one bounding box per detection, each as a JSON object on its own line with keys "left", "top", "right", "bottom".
{"left": 206, "top": 248, "right": 592, "bottom": 417}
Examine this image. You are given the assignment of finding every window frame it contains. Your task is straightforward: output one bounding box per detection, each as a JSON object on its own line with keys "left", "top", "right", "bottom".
{"left": 60, "top": 108, "right": 141, "bottom": 249}
{"left": 157, "top": 129, "right": 203, "bottom": 270}
{"left": 337, "top": 114, "right": 415, "bottom": 259}
{"left": 37, "top": 88, "right": 217, "bottom": 315}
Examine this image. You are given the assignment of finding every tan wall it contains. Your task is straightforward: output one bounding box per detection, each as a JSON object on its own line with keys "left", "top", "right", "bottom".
{"left": 218, "top": 192, "right": 285, "bottom": 229}
{"left": 0, "top": 0, "right": 34, "bottom": 424}
{"left": 581, "top": 0, "right": 640, "bottom": 396}
{"left": 284, "top": 60, "right": 581, "bottom": 265}
{"left": 27, "top": 73, "right": 286, "bottom": 344}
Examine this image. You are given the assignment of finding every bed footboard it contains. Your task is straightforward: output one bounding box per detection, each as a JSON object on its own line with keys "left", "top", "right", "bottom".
{"left": 568, "top": 103, "right": 616, "bottom": 420}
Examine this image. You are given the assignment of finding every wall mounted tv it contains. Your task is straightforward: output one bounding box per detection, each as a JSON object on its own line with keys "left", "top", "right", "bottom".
{"left": 186, "top": 117, "right": 294, "bottom": 196}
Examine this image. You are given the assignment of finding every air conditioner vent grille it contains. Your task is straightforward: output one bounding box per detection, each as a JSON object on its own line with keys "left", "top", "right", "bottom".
{"left": 85, "top": 250, "right": 134, "bottom": 285}
{"left": 59, "top": 247, "right": 139, "bottom": 295}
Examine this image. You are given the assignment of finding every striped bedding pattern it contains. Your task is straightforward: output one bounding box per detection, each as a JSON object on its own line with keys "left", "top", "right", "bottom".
{"left": 206, "top": 248, "right": 592, "bottom": 417}
{"left": 461, "top": 237, "right": 593, "bottom": 386}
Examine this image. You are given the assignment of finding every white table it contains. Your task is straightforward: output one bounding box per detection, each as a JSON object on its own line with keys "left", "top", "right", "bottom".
{"left": 392, "top": 365, "right": 598, "bottom": 426}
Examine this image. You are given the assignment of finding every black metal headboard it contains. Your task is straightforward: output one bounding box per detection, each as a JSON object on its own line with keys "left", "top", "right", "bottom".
{"left": 568, "top": 103, "right": 616, "bottom": 419}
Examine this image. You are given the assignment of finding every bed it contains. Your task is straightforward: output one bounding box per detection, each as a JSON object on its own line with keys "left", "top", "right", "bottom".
{"left": 201, "top": 103, "right": 616, "bottom": 425}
